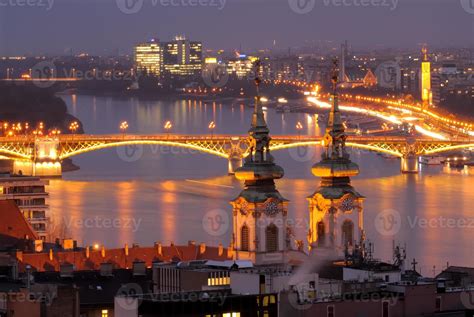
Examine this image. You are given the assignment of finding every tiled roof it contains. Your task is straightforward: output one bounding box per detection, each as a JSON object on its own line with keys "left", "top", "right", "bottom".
{"left": 0, "top": 200, "right": 38, "bottom": 249}
{"left": 18, "top": 243, "right": 232, "bottom": 273}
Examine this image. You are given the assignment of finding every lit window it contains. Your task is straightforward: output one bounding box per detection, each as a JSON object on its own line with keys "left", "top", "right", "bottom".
{"left": 101, "top": 309, "right": 108, "bottom": 317}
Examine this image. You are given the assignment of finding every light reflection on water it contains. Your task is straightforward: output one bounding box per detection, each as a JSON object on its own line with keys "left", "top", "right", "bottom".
{"left": 48, "top": 94, "right": 474, "bottom": 275}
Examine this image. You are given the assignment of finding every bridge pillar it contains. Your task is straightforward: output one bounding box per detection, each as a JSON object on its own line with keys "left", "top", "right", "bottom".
{"left": 400, "top": 154, "right": 419, "bottom": 173}
{"left": 24, "top": 138, "right": 63, "bottom": 177}
{"left": 228, "top": 155, "right": 243, "bottom": 175}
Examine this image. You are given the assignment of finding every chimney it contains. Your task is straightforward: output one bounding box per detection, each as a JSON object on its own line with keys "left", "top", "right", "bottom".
{"left": 15, "top": 250, "right": 23, "bottom": 262}
{"left": 125, "top": 243, "right": 129, "bottom": 256}
{"left": 199, "top": 243, "right": 206, "bottom": 254}
{"left": 62, "top": 239, "right": 74, "bottom": 250}
{"left": 85, "top": 246, "right": 90, "bottom": 259}
{"left": 49, "top": 249, "right": 53, "bottom": 261}
{"left": 218, "top": 243, "right": 223, "bottom": 256}
{"left": 155, "top": 242, "right": 162, "bottom": 256}
{"left": 101, "top": 246, "right": 106, "bottom": 258}
{"left": 227, "top": 243, "right": 234, "bottom": 258}
{"left": 34, "top": 240, "right": 43, "bottom": 253}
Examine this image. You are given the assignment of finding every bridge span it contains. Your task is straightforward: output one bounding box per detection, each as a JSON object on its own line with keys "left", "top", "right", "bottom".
{"left": 0, "top": 134, "right": 472, "bottom": 176}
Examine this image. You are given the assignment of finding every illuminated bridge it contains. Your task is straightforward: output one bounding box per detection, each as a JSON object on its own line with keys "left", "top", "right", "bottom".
{"left": 0, "top": 134, "right": 473, "bottom": 176}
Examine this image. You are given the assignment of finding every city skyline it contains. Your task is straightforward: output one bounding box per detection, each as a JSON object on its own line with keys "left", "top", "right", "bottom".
{"left": 0, "top": 0, "right": 473, "bottom": 55}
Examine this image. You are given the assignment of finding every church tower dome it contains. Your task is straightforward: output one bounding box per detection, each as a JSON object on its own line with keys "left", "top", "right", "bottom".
{"left": 307, "top": 58, "right": 365, "bottom": 253}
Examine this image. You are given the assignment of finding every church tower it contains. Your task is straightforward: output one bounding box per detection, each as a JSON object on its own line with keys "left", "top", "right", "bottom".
{"left": 230, "top": 61, "right": 291, "bottom": 266}
{"left": 307, "top": 58, "right": 364, "bottom": 253}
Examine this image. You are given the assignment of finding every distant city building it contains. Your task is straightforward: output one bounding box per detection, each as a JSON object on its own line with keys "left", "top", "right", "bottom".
{"left": 226, "top": 55, "right": 258, "bottom": 79}
{"left": 134, "top": 39, "right": 162, "bottom": 77}
{"left": 162, "top": 36, "right": 203, "bottom": 76}
{"left": 0, "top": 175, "right": 50, "bottom": 241}
{"left": 420, "top": 46, "right": 433, "bottom": 107}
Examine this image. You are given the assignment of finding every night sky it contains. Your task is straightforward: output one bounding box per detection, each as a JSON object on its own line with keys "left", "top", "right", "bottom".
{"left": 0, "top": 0, "right": 473, "bottom": 55}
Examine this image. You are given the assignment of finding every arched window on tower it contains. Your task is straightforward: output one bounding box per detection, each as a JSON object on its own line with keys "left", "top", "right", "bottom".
{"left": 342, "top": 220, "right": 354, "bottom": 247}
{"left": 266, "top": 224, "right": 279, "bottom": 252}
{"left": 317, "top": 221, "right": 325, "bottom": 247}
{"left": 241, "top": 225, "right": 249, "bottom": 251}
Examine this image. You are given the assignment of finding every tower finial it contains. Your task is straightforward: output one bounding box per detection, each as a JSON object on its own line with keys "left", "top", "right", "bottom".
{"left": 422, "top": 45, "right": 428, "bottom": 62}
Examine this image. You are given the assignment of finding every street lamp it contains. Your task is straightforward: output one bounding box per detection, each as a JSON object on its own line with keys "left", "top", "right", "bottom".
{"left": 208, "top": 121, "right": 216, "bottom": 137}
{"left": 69, "top": 121, "right": 79, "bottom": 134}
{"left": 164, "top": 121, "right": 172, "bottom": 137}
{"left": 296, "top": 121, "right": 303, "bottom": 138}
{"left": 120, "top": 121, "right": 129, "bottom": 134}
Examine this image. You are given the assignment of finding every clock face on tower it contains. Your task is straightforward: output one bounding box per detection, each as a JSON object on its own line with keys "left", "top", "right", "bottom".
{"left": 340, "top": 197, "right": 354, "bottom": 212}
{"left": 264, "top": 200, "right": 280, "bottom": 216}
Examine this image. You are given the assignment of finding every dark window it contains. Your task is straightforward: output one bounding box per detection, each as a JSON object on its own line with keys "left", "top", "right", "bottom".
{"left": 266, "top": 224, "right": 278, "bottom": 252}
{"left": 436, "top": 297, "right": 441, "bottom": 312}
{"left": 241, "top": 225, "right": 249, "bottom": 251}
{"left": 317, "top": 221, "right": 325, "bottom": 246}
{"left": 342, "top": 220, "right": 354, "bottom": 247}
{"left": 382, "top": 301, "right": 389, "bottom": 317}
{"left": 327, "top": 305, "right": 335, "bottom": 317}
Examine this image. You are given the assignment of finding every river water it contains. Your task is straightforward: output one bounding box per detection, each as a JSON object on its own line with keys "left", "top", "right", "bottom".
{"left": 47, "top": 94, "right": 474, "bottom": 276}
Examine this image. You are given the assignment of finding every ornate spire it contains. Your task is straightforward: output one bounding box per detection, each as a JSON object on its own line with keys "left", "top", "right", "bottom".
{"left": 234, "top": 60, "right": 285, "bottom": 202}
{"left": 312, "top": 58, "right": 360, "bottom": 189}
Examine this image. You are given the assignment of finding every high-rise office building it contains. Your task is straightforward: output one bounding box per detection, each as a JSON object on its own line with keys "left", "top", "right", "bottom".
{"left": 134, "top": 39, "right": 162, "bottom": 77}
{"left": 162, "top": 36, "right": 202, "bottom": 76}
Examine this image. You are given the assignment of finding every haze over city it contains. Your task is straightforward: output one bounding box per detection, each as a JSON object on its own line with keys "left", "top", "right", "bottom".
{"left": 0, "top": 0, "right": 473, "bottom": 55}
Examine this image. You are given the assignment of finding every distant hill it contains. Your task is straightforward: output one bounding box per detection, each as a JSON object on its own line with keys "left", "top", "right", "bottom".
{"left": 0, "top": 82, "right": 83, "bottom": 133}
